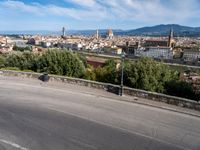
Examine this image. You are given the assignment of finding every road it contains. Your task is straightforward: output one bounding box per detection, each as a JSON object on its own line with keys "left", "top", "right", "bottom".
{"left": 0, "top": 76, "right": 200, "bottom": 150}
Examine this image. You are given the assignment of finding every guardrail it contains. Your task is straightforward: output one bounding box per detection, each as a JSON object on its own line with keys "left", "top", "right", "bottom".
{"left": 1, "top": 70, "right": 200, "bottom": 111}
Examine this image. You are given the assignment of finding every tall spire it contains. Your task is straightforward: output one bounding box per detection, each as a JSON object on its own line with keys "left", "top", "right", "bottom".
{"left": 62, "top": 27, "right": 66, "bottom": 37}
{"left": 168, "top": 27, "right": 174, "bottom": 47}
{"left": 170, "top": 27, "right": 173, "bottom": 39}
{"left": 96, "top": 29, "right": 99, "bottom": 39}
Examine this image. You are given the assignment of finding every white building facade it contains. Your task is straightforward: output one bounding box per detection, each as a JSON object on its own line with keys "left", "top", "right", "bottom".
{"left": 139, "top": 47, "right": 173, "bottom": 59}
{"left": 183, "top": 49, "right": 200, "bottom": 61}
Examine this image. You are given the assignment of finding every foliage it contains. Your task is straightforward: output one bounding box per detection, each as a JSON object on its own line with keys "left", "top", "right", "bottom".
{"left": 4, "top": 50, "right": 86, "bottom": 78}
{"left": 168, "top": 65, "right": 200, "bottom": 74}
{"left": 77, "top": 53, "right": 87, "bottom": 68}
{"left": 94, "top": 59, "right": 119, "bottom": 84}
{"left": 5, "top": 51, "right": 38, "bottom": 71}
{"left": 83, "top": 65, "right": 96, "bottom": 81}
{"left": 0, "top": 55, "right": 5, "bottom": 68}
{"left": 103, "top": 59, "right": 117, "bottom": 68}
{"left": 37, "top": 50, "right": 85, "bottom": 77}
{"left": 83, "top": 59, "right": 119, "bottom": 84}
{"left": 13, "top": 45, "right": 32, "bottom": 52}
{"left": 123, "top": 57, "right": 179, "bottom": 93}
{"left": 164, "top": 80, "right": 200, "bottom": 101}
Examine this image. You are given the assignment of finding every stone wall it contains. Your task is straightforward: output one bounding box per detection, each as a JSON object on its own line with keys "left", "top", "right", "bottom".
{"left": 123, "top": 87, "right": 200, "bottom": 110}
{"left": 1, "top": 70, "right": 200, "bottom": 111}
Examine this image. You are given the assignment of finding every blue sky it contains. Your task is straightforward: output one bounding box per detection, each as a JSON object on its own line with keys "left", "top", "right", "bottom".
{"left": 0, "top": 0, "right": 200, "bottom": 31}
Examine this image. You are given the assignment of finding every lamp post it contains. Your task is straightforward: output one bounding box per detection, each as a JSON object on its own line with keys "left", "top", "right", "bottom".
{"left": 119, "top": 51, "right": 125, "bottom": 96}
{"left": 119, "top": 42, "right": 129, "bottom": 96}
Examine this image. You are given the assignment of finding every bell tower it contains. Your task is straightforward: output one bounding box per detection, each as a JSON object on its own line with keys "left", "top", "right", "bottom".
{"left": 168, "top": 28, "right": 173, "bottom": 47}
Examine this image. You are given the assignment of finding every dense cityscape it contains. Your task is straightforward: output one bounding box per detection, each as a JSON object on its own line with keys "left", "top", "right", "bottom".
{"left": 0, "top": 0, "right": 200, "bottom": 150}
{"left": 1, "top": 26, "right": 200, "bottom": 93}
{"left": 1, "top": 27, "right": 200, "bottom": 62}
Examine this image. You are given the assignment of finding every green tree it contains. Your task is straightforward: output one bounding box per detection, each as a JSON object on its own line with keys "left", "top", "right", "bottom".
{"left": 77, "top": 53, "right": 87, "bottom": 68}
{"left": 95, "top": 59, "right": 119, "bottom": 84}
{"left": 13, "top": 45, "right": 32, "bottom": 52}
{"left": 83, "top": 65, "right": 96, "bottom": 81}
{"left": 0, "top": 55, "right": 5, "bottom": 68}
{"left": 164, "top": 80, "right": 200, "bottom": 101}
{"left": 37, "top": 50, "right": 85, "bottom": 77}
{"left": 5, "top": 51, "right": 37, "bottom": 71}
{"left": 124, "top": 57, "right": 178, "bottom": 93}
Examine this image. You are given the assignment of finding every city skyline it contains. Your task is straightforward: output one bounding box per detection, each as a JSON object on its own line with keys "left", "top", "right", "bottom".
{"left": 0, "top": 0, "right": 200, "bottom": 31}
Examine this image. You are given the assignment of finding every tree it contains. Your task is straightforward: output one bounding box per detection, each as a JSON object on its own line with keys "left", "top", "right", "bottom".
{"left": 37, "top": 50, "right": 85, "bottom": 77}
{"left": 0, "top": 55, "right": 5, "bottom": 68}
{"left": 164, "top": 80, "right": 200, "bottom": 101}
{"left": 124, "top": 57, "right": 178, "bottom": 93}
{"left": 13, "top": 45, "right": 32, "bottom": 52}
{"left": 5, "top": 51, "right": 37, "bottom": 71}
{"left": 77, "top": 53, "right": 87, "bottom": 68}
{"left": 83, "top": 65, "right": 96, "bottom": 81}
{"left": 95, "top": 59, "right": 119, "bottom": 84}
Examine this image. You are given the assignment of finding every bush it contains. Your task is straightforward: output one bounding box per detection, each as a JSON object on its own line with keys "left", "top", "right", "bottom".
{"left": 37, "top": 50, "right": 85, "bottom": 77}
{"left": 123, "top": 57, "right": 179, "bottom": 93}
{"left": 4, "top": 50, "right": 86, "bottom": 78}
{"left": 13, "top": 45, "right": 32, "bottom": 52}
{"left": 83, "top": 66, "right": 96, "bottom": 81}
{"left": 95, "top": 59, "right": 119, "bottom": 84}
{"left": 0, "top": 55, "right": 5, "bottom": 68}
{"left": 165, "top": 80, "right": 200, "bottom": 101}
{"left": 5, "top": 51, "right": 38, "bottom": 71}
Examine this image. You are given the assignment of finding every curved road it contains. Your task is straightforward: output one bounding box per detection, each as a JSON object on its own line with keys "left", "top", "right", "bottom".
{"left": 0, "top": 76, "right": 200, "bottom": 150}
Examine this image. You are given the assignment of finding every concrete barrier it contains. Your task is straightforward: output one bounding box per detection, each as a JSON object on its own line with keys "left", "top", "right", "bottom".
{"left": 1, "top": 70, "right": 200, "bottom": 111}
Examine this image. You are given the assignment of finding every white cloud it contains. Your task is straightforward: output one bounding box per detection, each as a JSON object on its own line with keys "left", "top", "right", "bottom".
{"left": 1, "top": 0, "right": 44, "bottom": 15}
{"left": 1, "top": 0, "right": 111, "bottom": 20}
{"left": 64, "top": 0, "right": 97, "bottom": 8}
{"left": 0, "top": 0, "right": 200, "bottom": 24}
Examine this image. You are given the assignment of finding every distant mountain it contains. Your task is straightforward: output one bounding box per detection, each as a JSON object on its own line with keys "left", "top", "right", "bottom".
{"left": 68, "top": 24, "right": 200, "bottom": 37}
{"left": 124, "top": 24, "right": 200, "bottom": 36}
{"left": 1, "top": 24, "right": 200, "bottom": 37}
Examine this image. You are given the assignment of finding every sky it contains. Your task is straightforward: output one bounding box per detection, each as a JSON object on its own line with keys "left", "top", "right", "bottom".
{"left": 0, "top": 0, "right": 200, "bottom": 31}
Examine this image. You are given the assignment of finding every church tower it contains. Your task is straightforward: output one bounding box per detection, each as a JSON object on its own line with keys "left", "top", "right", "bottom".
{"left": 96, "top": 29, "right": 99, "bottom": 39}
{"left": 107, "top": 28, "right": 114, "bottom": 40}
{"left": 168, "top": 28, "right": 173, "bottom": 47}
{"left": 62, "top": 27, "right": 66, "bottom": 37}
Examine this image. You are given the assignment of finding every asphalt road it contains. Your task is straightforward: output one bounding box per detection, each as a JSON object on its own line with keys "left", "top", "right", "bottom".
{"left": 0, "top": 76, "right": 200, "bottom": 150}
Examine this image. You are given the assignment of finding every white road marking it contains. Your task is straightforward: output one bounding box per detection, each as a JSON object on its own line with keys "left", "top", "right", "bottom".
{"left": 0, "top": 139, "right": 29, "bottom": 150}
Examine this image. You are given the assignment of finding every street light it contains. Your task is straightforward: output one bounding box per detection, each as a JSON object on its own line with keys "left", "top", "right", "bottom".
{"left": 119, "top": 42, "right": 129, "bottom": 96}
{"left": 119, "top": 51, "right": 125, "bottom": 96}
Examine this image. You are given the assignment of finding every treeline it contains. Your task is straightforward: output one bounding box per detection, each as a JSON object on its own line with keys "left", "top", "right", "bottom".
{"left": 85, "top": 58, "right": 200, "bottom": 101}
{"left": 13, "top": 45, "right": 32, "bottom": 52}
{"left": 0, "top": 50, "right": 85, "bottom": 78}
{"left": 0, "top": 49, "right": 199, "bottom": 101}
